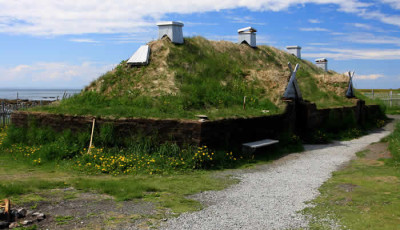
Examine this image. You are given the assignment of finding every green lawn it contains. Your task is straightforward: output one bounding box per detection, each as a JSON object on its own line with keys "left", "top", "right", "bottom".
{"left": 0, "top": 152, "right": 236, "bottom": 215}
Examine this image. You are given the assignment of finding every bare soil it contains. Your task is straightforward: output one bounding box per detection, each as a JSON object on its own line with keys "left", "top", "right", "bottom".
{"left": 14, "top": 189, "right": 157, "bottom": 230}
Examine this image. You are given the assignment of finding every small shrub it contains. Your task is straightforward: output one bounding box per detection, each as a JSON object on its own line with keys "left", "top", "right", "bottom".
{"left": 307, "top": 130, "right": 330, "bottom": 144}
{"left": 388, "top": 122, "right": 400, "bottom": 164}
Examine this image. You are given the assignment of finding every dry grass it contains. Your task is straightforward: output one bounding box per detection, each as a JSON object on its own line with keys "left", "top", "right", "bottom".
{"left": 85, "top": 36, "right": 349, "bottom": 105}
{"left": 86, "top": 38, "right": 178, "bottom": 97}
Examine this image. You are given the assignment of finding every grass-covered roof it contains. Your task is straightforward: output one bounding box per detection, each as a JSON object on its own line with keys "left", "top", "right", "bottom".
{"left": 34, "top": 36, "right": 356, "bottom": 120}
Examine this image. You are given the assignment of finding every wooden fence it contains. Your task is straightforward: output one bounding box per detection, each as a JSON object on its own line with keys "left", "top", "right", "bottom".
{"left": 362, "top": 90, "right": 400, "bottom": 107}
{"left": 0, "top": 101, "right": 46, "bottom": 127}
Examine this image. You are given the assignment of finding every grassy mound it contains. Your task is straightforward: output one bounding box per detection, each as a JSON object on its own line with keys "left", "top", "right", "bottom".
{"left": 35, "top": 36, "right": 356, "bottom": 119}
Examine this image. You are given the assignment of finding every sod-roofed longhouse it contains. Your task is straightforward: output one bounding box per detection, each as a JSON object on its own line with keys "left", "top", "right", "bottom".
{"left": 33, "top": 22, "right": 354, "bottom": 120}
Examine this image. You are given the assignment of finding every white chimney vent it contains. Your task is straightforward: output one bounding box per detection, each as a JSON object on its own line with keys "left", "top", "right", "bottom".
{"left": 156, "top": 21, "right": 184, "bottom": 44}
{"left": 315, "top": 58, "right": 328, "bottom": 72}
{"left": 286, "top": 46, "right": 302, "bottom": 59}
{"left": 238, "top": 27, "right": 257, "bottom": 48}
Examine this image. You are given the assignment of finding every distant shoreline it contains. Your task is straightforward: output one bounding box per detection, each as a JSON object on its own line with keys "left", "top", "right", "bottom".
{"left": 0, "top": 98, "right": 54, "bottom": 105}
{"left": 0, "top": 89, "right": 81, "bottom": 101}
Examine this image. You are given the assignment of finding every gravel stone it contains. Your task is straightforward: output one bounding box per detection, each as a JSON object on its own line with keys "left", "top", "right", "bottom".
{"left": 163, "top": 129, "right": 390, "bottom": 230}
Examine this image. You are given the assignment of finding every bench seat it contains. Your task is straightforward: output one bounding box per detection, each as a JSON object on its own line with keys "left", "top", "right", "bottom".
{"left": 242, "top": 139, "right": 279, "bottom": 153}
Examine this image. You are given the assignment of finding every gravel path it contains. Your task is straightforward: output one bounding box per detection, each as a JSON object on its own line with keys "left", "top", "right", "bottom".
{"left": 163, "top": 126, "right": 392, "bottom": 230}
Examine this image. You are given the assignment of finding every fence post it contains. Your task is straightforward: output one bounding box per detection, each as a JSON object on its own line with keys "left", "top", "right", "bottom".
{"left": 372, "top": 89, "right": 374, "bottom": 99}
{"left": 390, "top": 90, "right": 393, "bottom": 107}
{"left": 1, "top": 101, "right": 4, "bottom": 127}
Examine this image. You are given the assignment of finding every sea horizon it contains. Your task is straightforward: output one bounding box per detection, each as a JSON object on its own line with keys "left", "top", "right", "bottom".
{"left": 0, "top": 88, "right": 82, "bottom": 101}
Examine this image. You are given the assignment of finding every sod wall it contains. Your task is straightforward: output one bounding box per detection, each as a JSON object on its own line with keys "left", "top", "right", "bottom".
{"left": 11, "top": 100, "right": 382, "bottom": 149}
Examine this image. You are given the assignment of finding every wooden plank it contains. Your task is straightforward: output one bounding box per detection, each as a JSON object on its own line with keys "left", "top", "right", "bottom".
{"left": 127, "top": 45, "right": 150, "bottom": 66}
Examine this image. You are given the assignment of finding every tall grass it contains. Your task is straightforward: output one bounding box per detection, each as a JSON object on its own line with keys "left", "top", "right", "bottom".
{"left": 388, "top": 122, "right": 400, "bottom": 165}
{"left": 1, "top": 124, "right": 254, "bottom": 175}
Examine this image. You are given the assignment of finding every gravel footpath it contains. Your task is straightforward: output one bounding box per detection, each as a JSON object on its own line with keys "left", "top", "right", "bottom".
{"left": 162, "top": 127, "right": 392, "bottom": 230}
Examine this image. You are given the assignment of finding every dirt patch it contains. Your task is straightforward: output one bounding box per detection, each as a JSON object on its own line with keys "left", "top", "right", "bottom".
{"left": 368, "top": 176, "right": 399, "bottom": 184}
{"left": 358, "top": 142, "right": 392, "bottom": 166}
{"left": 16, "top": 188, "right": 156, "bottom": 230}
{"left": 364, "top": 142, "right": 392, "bottom": 160}
{"left": 359, "top": 158, "right": 385, "bottom": 166}
{"left": 337, "top": 183, "right": 358, "bottom": 192}
{"left": 334, "top": 197, "right": 353, "bottom": 205}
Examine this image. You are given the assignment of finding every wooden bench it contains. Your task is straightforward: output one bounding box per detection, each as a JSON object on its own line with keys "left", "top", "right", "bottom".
{"left": 242, "top": 139, "right": 279, "bottom": 153}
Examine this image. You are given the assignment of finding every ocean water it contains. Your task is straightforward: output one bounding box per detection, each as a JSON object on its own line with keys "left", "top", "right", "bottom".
{"left": 0, "top": 89, "right": 81, "bottom": 101}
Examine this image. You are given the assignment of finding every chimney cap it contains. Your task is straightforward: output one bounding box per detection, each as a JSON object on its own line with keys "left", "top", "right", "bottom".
{"left": 238, "top": 27, "right": 257, "bottom": 33}
{"left": 156, "top": 21, "right": 184, "bottom": 27}
{"left": 315, "top": 58, "right": 327, "bottom": 62}
{"left": 286, "top": 46, "right": 302, "bottom": 49}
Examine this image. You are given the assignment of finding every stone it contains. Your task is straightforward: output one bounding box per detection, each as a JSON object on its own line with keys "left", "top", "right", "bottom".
{"left": 195, "top": 115, "right": 208, "bottom": 120}
{"left": 31, "top": 212, "right": 40, "bottom": 216}
{"left": 0, "top": 221, "right": 9, "bottom": 229}
{"left": 22, "top": 220, "right": 33, "bottom": 225}
{"left": 36, "top": 213, "right": 46, "bottom": 221}
{"left": 8, "top": 222, "right": 19, "bottom": 229}
{"left": 17, "top": 208, "right": 27, "bottom": 218}
{"left": 10, "top": 210, "right": 19, "bottom": 218}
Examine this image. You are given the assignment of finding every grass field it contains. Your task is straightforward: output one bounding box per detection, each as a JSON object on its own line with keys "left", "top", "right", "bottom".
{"left": 303, "top": 122, "right": 400, "bottom": 229}
{"left": 358, "top": 89, "right": 400, "bottom": 93}
{"left": 0, "top": 124, "right": 302, "bottom": 228}
{"left": 0, "top": 124, "right": 303, "bottom": 211}
{"left": 357, "top": 89, "right": 400, "bottom": 115}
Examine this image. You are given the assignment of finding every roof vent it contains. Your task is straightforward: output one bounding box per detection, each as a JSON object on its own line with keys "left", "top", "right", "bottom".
{"left": 238, "top": 27, "right": 257, "bottom": 48}
{"left": 156, "top": 21, "right": 184, "bottom": 44}
{"left": 286, "top": 46, "right": 302, "bottom": 59}
{"left": 315, "top": 58, "right": 328, "bottom": 72}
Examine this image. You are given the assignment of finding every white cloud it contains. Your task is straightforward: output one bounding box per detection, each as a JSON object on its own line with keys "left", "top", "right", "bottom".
{"left": 337, "top": 33, "right": 400, "bottom": 46}
{"left": 381, "top": 0, "right": 400, "bottom": 10}
{"left": 330, "top": 32, "right": 346, "bottom": 35}
{"left": 300, "top": 27, "right": 330, "bottom": 32}
{"left": 308, "top": 19, "right": 321, "bottom": 23}
{"left": 0, "top": 0, "right": 372, "bottom": 36}
{"left": 185, "top": 22, "right": 219, "bottom": 27}
{"left": 307, "top": 42, "right": 330, "bottom": 46}
{"left": 0, "top": 62, "right": 114, "bottom": 88}
{"left": 110, "top": 33, "right": 156, "bottom": 44}
{"left": 303, "top": 47, "right": 400, "bottom": 60}
{"left": 358, "top": 10, "right": 400, "bottom": 28}
{"left": 69, "top": 38, "right": 99, "bottom": 43}
{"left": 226, "top": 16, "right": 266, "bottom": 25}
{"left": 348, "top": 23, "right": 372, "bottom": 30}
{"left": 354, "top": 74, "right": 384, "bottom": 80}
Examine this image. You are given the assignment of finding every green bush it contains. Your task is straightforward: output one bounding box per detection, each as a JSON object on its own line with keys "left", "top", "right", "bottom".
{"left": 388, "top": 122, "right": 400, "bottom": 164}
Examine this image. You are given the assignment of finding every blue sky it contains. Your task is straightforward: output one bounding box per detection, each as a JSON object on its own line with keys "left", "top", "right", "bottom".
{"left": 0, "top": 0, "right": 399, "bottom": 89}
